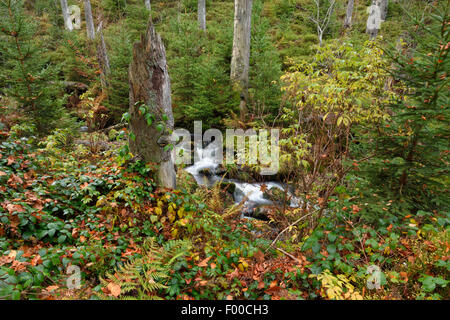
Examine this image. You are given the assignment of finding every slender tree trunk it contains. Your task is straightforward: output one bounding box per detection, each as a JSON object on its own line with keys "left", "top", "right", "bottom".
{"left": 128, "top": 19, "right": 176, "bottom": 189}
{"left": 60, "top": 0, "right": 73, "bottom": 31}
{"left": 96, "top": 21, "right": 111, "bottom": 89}
{"left": 144, "top": 0, "right": 151, "bottom": 11}
{"left": 230, "top": 0, "right": 253, "bottom": 119}
{"left": 366, "top": 1, "right": 381, "bottom": 40}
{"left": 198, "top": 0, "right": 206, "bottom": 31}
{"left": 84, "top": 0, "right": 95, "bottom": 40}
{"left": 344, "top": 0, "right": 354, "bottom": 28}
{"left": 380, "top": 0, "right": 388, "bottom": 21}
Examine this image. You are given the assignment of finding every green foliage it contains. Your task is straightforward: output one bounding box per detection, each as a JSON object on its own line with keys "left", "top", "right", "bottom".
{"left": 167, "top": 16, "right": 237, "bottom": 129}
{"left": 360, "top": 3, "right": 449, "bottom": 211}
{"left": 249, "top": 0, "right": 283, "bottom": 118}
{"left": 279, "top": 40, "right": 391, "bottom": 183}
{"left": 104, "top": 23, "right": 132, "bottom": 122}
{"left": 98, "top": 238, "right": 191, "bottom": 299}
{"left": 0, "top": 0, "right": 67, "bottom": 134}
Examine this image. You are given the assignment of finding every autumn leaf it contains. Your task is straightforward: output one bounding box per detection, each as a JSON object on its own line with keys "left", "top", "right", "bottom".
{"left": 197, "top": 256, "right": 212, "bottom": 267}
{"left": 254, "top": 250, "right": 265, "bottom": 262}
{"left": 31, "top": 254, "right": 42, "bottom": 266}
{"left": 7, "top": 156, "right": 15, "bottom": 165}
{"left": 6, "top": 203, "right": 25, "bottom": 214}
{"left": 352, "top": 204, "right": 361, "bottom": 214}
{"left": 46, "top": 285, "right": 59, "bottom": 292}
{"left": 399, "top": 272, "right": 408, "bottom": 282}
{"left": 107, "top": 282, "right": 121, "bottom": 297}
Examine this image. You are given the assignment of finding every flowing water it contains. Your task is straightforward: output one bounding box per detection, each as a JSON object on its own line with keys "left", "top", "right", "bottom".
{"left": 182, "top": 143, "right": 301, "bottom": 218}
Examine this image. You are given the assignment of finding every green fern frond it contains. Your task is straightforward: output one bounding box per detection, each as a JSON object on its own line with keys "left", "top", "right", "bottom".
{"left": 97, "top": 237, "right": 191, "bottom": 300}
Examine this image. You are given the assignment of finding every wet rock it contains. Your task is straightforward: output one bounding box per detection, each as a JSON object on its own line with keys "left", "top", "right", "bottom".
{"left": 215, "top": 163, "right": 227, "bottom": 176}
{"left": 263, "top": 187, "right": 286, "bottom": 204}
{"left": 176, "top": 170, "right": 198, "bottom": 192}
{"left": 198, "top": 168, "right": 214, "bottom": 176}
{"left": 245, "top": 205, "right": 270, "bottom": 221}
{"left": 219, "top": 182, "right": 236, "bottom": 194}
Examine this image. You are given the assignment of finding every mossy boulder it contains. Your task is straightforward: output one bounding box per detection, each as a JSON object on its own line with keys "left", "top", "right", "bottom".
{"left": 219, "top": 182, "right": 236, "bottom": 195}
{"left": 263, "top": 187, "right": 286, "bottom": 204}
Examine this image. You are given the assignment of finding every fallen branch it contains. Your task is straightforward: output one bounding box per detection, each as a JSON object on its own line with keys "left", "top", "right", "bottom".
{"left": 95, "top": 122, "right": 127, "bottom": 133}
{"left": 275, "top": 247, "right": 302, "bottom": 264}
{"left": 265, "top": 210, "right": 316, "bottom": 253}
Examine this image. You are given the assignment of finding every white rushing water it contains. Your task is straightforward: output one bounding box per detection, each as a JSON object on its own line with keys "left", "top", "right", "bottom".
{"left": 182, "top": 143, "right": 301, "bottom": 217}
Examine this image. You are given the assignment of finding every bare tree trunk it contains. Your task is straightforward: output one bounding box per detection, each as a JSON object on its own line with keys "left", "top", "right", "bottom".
{"left": 60, "top": 0, "right": 73, "bottom": 31}
{"left": 84, "top": 0, "right": 95, "bottom": 40}
{"left": 198, "top": 0, "right": 206, "bottom": 31}
{"left": 128, "top": 19, "right": 176, "bottom": 189}
{"left": 96, "top": 21, "right": 111, "bottom": 89}
{"left": 380, "top": 0, "right": 388, "bottom": 21}
{"left": 366, "top": 1, "right": 382, "bottom": 40}
{"left": 144, "top": 0, "right": 151, "bottom": 11}
{"left": 230, "top": 0, "right": 253, "bottom": 119}
{"left": 310, "top": 0, "right": 336, "bottom": 47}
{"left": 344, "top": 0, "right": 354, "bottom": 28}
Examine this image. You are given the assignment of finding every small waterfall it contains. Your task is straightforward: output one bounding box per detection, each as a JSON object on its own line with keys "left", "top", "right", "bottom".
{"left": 182, "top": 143, "right": 301, "bottom": 218}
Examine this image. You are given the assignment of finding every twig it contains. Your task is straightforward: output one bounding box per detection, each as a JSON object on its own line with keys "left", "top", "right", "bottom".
{"left": 265, "top": 210, "right": 315, "bottom": 253}
{"left": 275, "top": 247, "right": 302, "bottom": 264}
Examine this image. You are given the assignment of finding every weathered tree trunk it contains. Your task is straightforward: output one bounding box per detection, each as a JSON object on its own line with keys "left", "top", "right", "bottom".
{"left": 60, "top": 0, "right": 73, "bottom": 31}
{"left": 144, "top": 0, "right": 151, "bottom": 11}
{"left": 366, "top": 1, "right": 382, "bottom": 40}
{"left": 198, "top": 0, "right": 206, "bottom": 31}
{"left": 230, "top": 0, "right": 253, "bottom": 119}
{"left": 69, "top": 5, "right": 81, "bottom": 29}
{"left": 344, "top": 0, "right": 354, "bottom": 28}
{"left": 96, "top": 21, "right": 111, "bottom": 89}
{"left": 128, "top": 19, "right": 176, "bottom": 189}
{"left": 84, "top": 0, "right": 95, "bottom": 40}
{"left": 380, "top": 0, "right": 388, "bottom": 21}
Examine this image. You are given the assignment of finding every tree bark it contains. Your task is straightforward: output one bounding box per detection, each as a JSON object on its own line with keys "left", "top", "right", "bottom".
{"left": 380, "top": 0, "right": 388, "bottom": 21}
{"left": 84, "top": 0, "right": 95, "bottom": 40}
{"left": 60, "top": 0, "right": 73, "bottom": 31}
{"left": 128, "top": 19, "right": 176, "bottom": 189}
{"left": 366, "top": 1, "right": 381, "bottom": 40}
{"left": 96, "top": 21, "right": 111, "bottom": 89}
{"left": 144, "top": 0, "right": 151, "bottom": 11}
{"left": 230, "top": 0, "right": 252, "bottom": 118}
{"left": 344, "top": 0, "right": 354, "bottom": 28}
{"left": 198, "top": 0, "right": 206, "bottom": 31}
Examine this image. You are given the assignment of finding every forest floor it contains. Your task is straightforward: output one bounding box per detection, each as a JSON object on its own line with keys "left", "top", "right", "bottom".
{"left": 0, "top": 127, "right": 448, "bottom": 300}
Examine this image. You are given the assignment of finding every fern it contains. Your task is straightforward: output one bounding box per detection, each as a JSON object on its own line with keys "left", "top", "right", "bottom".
{"left": 98, "top": 238, "right": 191, "bottom": 300}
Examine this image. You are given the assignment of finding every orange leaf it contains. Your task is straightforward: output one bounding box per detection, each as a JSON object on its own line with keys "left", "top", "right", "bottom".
{"left": 31, "top": 255, "right": 42, "bottom": 266}
{"left": 197, "top": 256, "right": 212, "bottom": 267}
{"left": 46, "top": 285, "right": 59, "bottom": 292}
{"left": 254, "top": 250, "right": 265, "bottom": 262}
{"left": 352, "top": 204, "right": 361, "bottom": 214}
{"left": 399, "top": 271, "right": 408, "bottom": 282}
{"left": 7, "top": 156, "right": 15, "bottom": 165}
{"left": 107, "top": 282, "right": 121, "bottom": 297}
